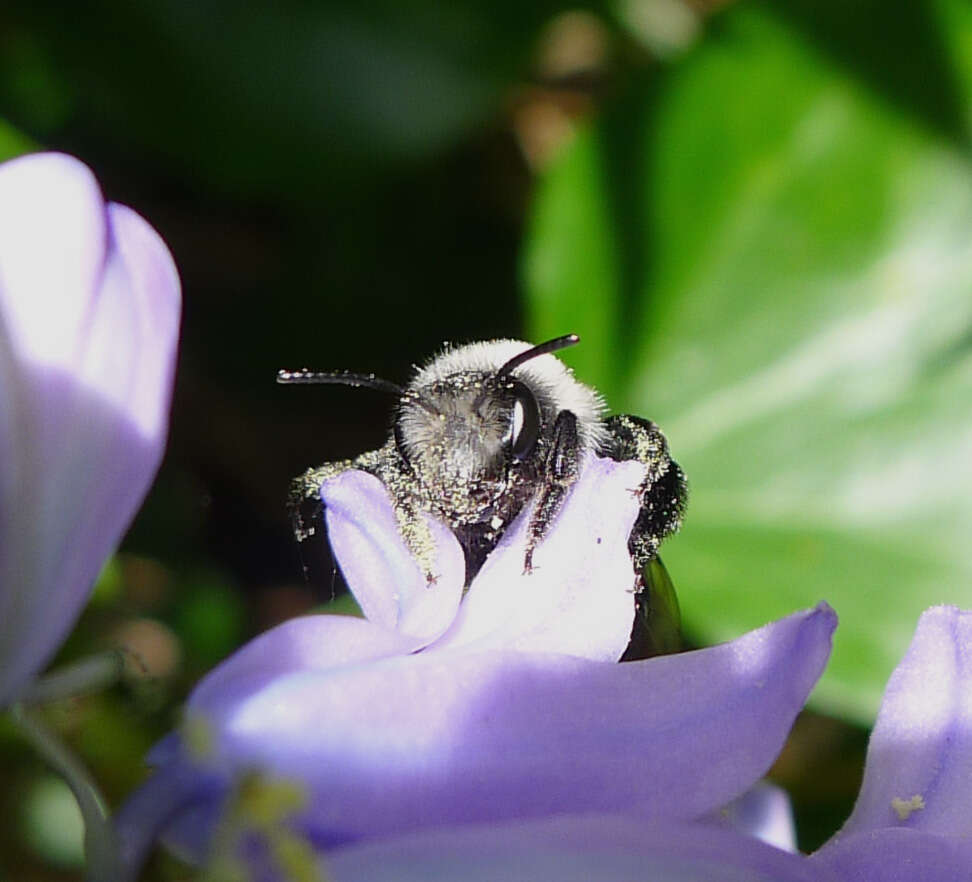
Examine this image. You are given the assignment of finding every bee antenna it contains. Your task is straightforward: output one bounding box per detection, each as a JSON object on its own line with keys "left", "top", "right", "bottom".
{"left": 496, "top": 334, "right": 580, "bottom": 378}
{"left": 276, "top": 370, "right": 405, "bottom": 398}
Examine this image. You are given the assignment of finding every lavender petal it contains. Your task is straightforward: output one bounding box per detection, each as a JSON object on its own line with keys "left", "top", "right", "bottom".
{"left": 828, "top": 605, "right": 972, "bottom": 839}
{"left": 162, "top": 604, "right": 835, "bottom": 847}
{"left": 322, "top": 469, "right": 465, "bottom": 645}
{"left": 434, "top": 456, "right": 647, "bottom": 660}
{"left": 0, "top": 153, "right": 180, "bottom": 704}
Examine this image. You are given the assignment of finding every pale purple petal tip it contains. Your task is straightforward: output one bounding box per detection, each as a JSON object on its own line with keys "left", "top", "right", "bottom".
{"left": 0, "top": 152, "right": 181, "bottom": 705}
{"left": 0, "top": 153, "right": 107, "bottom": 365}
{"left": 103, "top": 203, "right": 181, "bottom": 442}
{"left": 434, "top": 455, "right": 647, "bottom": 660}
{"left": 834, "top": 605, "right": 972, "bottom": 839}
{"left": 322, "top": 469, "right": 465, "bottom": 645}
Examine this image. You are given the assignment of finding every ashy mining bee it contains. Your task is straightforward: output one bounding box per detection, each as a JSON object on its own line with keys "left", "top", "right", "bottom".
{"left": 279, "top": 334, "right": 687, "bottom": 657}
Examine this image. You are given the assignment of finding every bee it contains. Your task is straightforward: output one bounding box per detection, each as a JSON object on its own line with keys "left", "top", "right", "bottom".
{"left": 279, "top": 334, "right": 686, "bottom": 656}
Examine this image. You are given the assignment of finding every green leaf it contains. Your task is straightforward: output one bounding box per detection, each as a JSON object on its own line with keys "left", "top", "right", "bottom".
{"left": 0, "top": 118, "right": 36, "bottom": 162}
{"left": 774, "top": 0, "right": 969, "bottom": 147}
{"left": 525, "top": 3, "right": 972, "bottom": 723}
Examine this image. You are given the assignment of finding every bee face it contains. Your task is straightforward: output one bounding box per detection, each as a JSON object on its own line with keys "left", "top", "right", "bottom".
{"left": 394, "top": 372, "right": 547, "bottom": 524}
{"left": 398, "top": 376, "right": 512, "bottom": 487}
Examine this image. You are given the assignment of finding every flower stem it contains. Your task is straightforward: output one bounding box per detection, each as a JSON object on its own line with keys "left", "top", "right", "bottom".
{"left": 10, "top": 703, "right": 118, "bottom": 882}
{"left": 21, "top": 651, "right": 125, "bottom": 704}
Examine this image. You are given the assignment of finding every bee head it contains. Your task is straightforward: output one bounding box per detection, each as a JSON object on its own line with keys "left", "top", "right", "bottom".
{"left": 278, "top": 334, "right": 604, "bottom": 526}
{"left": 393, "top": 336, "right": 581, "bottom": 522}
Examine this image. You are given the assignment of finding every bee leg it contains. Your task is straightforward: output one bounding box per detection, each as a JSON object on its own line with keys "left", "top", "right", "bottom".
{"left": 388, "top": 497, "right": 439, "bottom": 585}
{"left": 628, "top": 463, "right": 686, "bottom": 582}
{"left": 599, "top": 415, "right": 686, "bottom": 659}
{"left": 599, "top": 414, "right": 687, "bottom": 585}
{"left": 523, "top": 410, "right": 581, "bottom": 573}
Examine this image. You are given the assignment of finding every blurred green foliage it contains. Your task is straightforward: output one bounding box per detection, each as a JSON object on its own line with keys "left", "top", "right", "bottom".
{"left": 526, "top": 0, "right": 972, "bottom": 724}
{"left": 0, "top": 117, "right": 35, "bottom": 160}
{"left": 1, "top": 0, "right": 970, "bottom": 874}
{"left": 1, "top": 0, "right": 569, "bottom": 199}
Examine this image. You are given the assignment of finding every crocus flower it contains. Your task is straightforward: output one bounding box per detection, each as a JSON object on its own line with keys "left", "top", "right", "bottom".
{"left": 117, "top": 456, "right": 836, "bottom": 876}
{"left": 0, "top": 152, "right": 180, "bottom": 706}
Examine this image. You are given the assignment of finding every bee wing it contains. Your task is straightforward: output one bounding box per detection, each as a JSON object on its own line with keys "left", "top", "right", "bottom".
{"left": 621, "top": 556, "right": 683, "bottom": 661}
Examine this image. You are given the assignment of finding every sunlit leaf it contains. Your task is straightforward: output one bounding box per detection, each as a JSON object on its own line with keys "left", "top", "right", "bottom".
{"left": 525, "top": 3, "right": 972, "bottom": 722}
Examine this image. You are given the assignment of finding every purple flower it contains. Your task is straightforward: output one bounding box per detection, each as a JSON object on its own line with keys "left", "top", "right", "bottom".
{"left": 810, "top": 605, "right": 972, "bottom": 881}
{"left": 120, "top": 600, "right": 972, "bottom": 882}
{"left": 116, "top": 457, "right": 836, "bottom": 875}
{"left": 0, "top": 153, "right": 180, "bottom": 706}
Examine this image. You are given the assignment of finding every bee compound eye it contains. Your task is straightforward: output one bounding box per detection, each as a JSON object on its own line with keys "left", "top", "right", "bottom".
{"left": 510, "top": 382, "right": 541, "bottom": 461}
